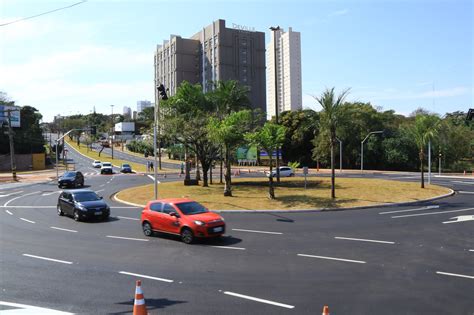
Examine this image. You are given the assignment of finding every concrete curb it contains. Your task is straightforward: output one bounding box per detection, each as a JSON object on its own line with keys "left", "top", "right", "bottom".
{"left": 111, "top": 185, "right": 455, "bottom": 214}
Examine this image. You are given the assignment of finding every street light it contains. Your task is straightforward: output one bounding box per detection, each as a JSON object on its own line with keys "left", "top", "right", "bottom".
{"left": 270, "top": 25, "right": 281, "bottom": 182}
{"left": 110, "top": 105, "right": 114, "bottom": 159}
{"left": 361, "top": 130, "right": 383, "bottom": 172}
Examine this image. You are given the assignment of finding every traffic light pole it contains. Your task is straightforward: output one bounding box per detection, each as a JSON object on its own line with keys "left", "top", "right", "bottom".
{"left": 6, "top": 110, "right": 17, "bottom": 181}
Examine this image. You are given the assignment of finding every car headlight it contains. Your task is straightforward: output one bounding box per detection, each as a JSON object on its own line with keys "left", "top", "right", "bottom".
{"left": 194, "top": 220, "right": 205, "bottom": 226}
{"left": 77, "top": 204, "right": 87, "bottom": 211}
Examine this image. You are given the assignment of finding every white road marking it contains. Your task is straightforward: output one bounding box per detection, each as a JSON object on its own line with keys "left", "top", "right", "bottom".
{"left": 99, "top": 184, "right": 105, "bottom": 187}
{"left": 210, "top": 246, "right": 246, "bottom": 250}
{"left": 436, "top": 271, "right": 474, "bottom": 280}
{"left": 5, "top": 210, "right": 13, "bottom": 215}
{"left": 442, "top": 215, "right": 474, "bottom": 224}
{"left": 22, "top": 254, "right": 73, "bottom": 265}
{"left": 392, "top": 207, "right": 474, "bottom": 219}
{"left": 3, "top": 191, "right": 39, "bottom": 207}
{"left": 20, "top": 218, "right": 35, "bottom": 224}
{"left": 0, "top": 301, "right": 73, "bottom": 314}
{"left": 223, "top": 291, "right": 294, "bottom": 309}
{"left": 117, "top": 216, "right": 140, "bottom": 221}
{"left": 50, "top": 226, "right": 78, "bottom": 233}
{"left": 458, "top": 191, "right": 474, "bottom": 194}
{"left": 95, "top": 189, "right": 105, "bottom": 193}
{"left": 334, "top": 236, "right": 395, "bottom": 244}
{"left": 0, "top": 205, "right": 55, "bottom": 208}
{"left": 297, "top": 254, "right": 366, "bottom": 264}
{"left": 106, "top": 235, "right": 149, "bottom": 242}
{"left": 41, "top": 191, "right": 61, "bottom": 196}
{"left": 379, "top": 205, "right": 439, "bottom": 215}
{"left": 231, "top": 228, "right": 283, "bottom": 235}
{"left": 0, "top": 190, "right": 24, "bottom": 198}
{"left": 389, "top": 176, "right": 419, "bottom": 180}
{"left": 119, "top": 271, "right": 174, "bottom": 283}
{"left": 469, "top": 249, "right": 474, "bottom": 252}
{"left": 112, "top": 206, "right": 141, "bottom": 209}
{"left": 147, "top": 175, "right": 161, "bottom": 183}
{"left": 452, "top": 181, "right": 474, "bottom": 185}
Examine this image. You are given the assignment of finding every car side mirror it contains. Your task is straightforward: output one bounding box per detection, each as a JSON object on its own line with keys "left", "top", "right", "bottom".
{"left": 99, "top": 196, "right": 103, "bottom": 199}
{"left": 170, "top": 212, "right": 180, "bottom": 218}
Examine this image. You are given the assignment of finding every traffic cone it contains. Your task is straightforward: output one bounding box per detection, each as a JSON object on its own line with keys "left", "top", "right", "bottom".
{"left": 133, "top": 280, "right": 147, "bottom": 315}
{"left": 322, "top": 305, "right": 330, "bottom": 315}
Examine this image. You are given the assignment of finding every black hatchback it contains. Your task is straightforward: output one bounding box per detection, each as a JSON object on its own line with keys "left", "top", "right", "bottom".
{"left": 57, "top": 190, "right": 110, "bottom": 221}
{"left": 58, "top": 171, "right": 84, "bottom": 188}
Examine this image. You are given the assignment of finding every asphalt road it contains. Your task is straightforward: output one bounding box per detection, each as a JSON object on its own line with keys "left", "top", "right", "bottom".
{"left": 0, "top": 143, "right": 473, "bottom": 314}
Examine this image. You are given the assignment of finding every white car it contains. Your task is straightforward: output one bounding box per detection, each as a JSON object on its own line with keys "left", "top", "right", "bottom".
{"left": 100, "top": 162, "right": 113, "bottom": 174}
{"left": 268, "top": 166, "right": 295, "bottom": 178}
{"left": 92, "top": 160, "right": 102, "bottom": 168}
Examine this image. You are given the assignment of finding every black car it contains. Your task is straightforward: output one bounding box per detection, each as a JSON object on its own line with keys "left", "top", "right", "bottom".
{"left": 58, "top": 171, "right": 84, "bottom": 188}
{"left": 57, "top": 190, "right": 110, "bottom": 221}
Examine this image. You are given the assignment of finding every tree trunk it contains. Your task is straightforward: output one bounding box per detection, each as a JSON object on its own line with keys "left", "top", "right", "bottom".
{"left": 220, "top": 146, "right": 223, "bottom": 184}
{"left": 210, "top": 163, "right": 213, "bottom": 185}
{"left": 268, "top": 156, "right": 275, "bottom": 199}
{"left": 330, "top": 139, "right": 336, "bottom": 199}
{"left": 420, "top": 149, "right": 425, "bottom": 188}
{"left": 184, "top": 147, "right": 190, "bottom": 181}
{"left": 224, "top": 146, "right": 232, "bottom": 196}
{"left": 201, "top": 158, "right": 209, "bottom": 187}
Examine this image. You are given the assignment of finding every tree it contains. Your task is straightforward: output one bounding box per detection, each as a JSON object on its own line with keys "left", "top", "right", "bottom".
{"left": 313, "top": 87, "right": 350, "bottom": 198}
{"left": 245, "top": 122, "right": 286, "bottom": 199}
{"left": 407, "top": 114, "right": 440, "bottom": 188}
{"left": 208, "top": 110, "right": 253, "bottom": 196}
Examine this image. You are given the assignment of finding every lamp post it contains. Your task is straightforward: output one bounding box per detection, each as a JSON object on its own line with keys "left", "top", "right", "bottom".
{"left": 270, "top": 25, "right": 281, "bottom": 182}
{"left": 361, "top": 130, "right": 383, "bottom": 172}
{"left": 110, "top": 105, "right": 114, "bottom": 160}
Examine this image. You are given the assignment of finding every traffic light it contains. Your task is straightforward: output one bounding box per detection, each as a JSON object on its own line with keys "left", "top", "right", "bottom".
{"left": 157, "top": 84, "right": 168, "bottom": 100}
{"left": 90, "top": 126, "right": 96, "bottom": 135}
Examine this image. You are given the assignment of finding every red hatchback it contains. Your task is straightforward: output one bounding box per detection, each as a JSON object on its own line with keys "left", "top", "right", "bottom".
{"left": 141, "top": 198, "right": 225, "bottom": 244}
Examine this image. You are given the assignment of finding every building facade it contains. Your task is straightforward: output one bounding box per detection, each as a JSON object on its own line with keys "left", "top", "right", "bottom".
{"left": 266, "top": 27, "right": 302, "bottom": 120}
{"left": 123, "top": 106, "right": 132, "bottom": 118}
{"left": 136, "top": 100, "right": 152, "bottom": 113}
{"left": 154, "top": 19, "right": 266, "bottom": 113}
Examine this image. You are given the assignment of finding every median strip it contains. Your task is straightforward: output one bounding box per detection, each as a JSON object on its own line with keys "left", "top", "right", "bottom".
{"left": 297, "top": 254, "right": 366, "bottom": 264}
{"left": 106, "top": 235, "right": 149, "bottom": 242}
{"left": 119, "top": 271, "right": 173, "bottom": 283}
{"left": 334, "top": 236, "right": 395, "bottom": 244}
{"left": 223, "top": 291, "right": 295, "bottom": 309}
{"left": 22, "top": 254, "right": 73, "bottom": 265}
{"left": 436, "top": 271, "right": 474, "bottom": 280}
{"left": 231, "top": 228, "right": 283, "bottom": 235}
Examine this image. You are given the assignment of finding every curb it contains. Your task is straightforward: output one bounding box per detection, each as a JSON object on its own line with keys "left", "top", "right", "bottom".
{"left": 112, "top": 192, "right": 144, "bottom": 208}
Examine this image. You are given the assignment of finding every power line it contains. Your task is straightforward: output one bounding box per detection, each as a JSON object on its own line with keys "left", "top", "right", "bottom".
{"left": 0, "top": 1, "right": 87, "bottom": 27}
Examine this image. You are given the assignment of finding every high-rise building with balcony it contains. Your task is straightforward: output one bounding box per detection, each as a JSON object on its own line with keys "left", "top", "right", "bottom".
{"left": 137, "top": 100, "right": 152, "bottom": 113}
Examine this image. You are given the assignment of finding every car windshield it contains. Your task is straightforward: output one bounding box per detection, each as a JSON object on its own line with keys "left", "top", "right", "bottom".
{"left": 175, "top": 201, "right": 208, "bottom": 215}
{"left": 74, "top": 192, "right": 101, "bottom": 202}
{"left": 102, "top": 163, "right": 111, "bottom": 167}
{"left": 63, "top": 172, "right": 76, "bottom": 177}
{"left": 122, "top": 164, "right": 130, "bottom": 168}
{"left": 94, "top": 161, "right": 100, "bottom": 163}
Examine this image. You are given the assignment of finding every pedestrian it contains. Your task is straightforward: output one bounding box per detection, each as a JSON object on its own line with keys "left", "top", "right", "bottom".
{"left": 180, "top": 161, "right": 184, "bottom": 174}
{"left": 146, "top": 161, "right": 150, "bottom": 172}
{"left": 150, "top": 161, "right": 154, "bottom": 172}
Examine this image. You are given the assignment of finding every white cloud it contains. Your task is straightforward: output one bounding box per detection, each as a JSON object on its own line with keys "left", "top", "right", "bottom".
{"left": 328, "top": 9, "right": 349, "bottom": 17}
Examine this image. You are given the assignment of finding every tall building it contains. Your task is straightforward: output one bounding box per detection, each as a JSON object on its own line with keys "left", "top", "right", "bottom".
{"left": 123, "top": 106, "right": 132, "bottom": 118}
{"left": 137, "top": 100, "right": 152, "bottom": 113}
{"left": 266, "top": 27, "right": 302, "bottom": 120}
{"left": 154, "top": 19, "right": 266, "bottom": 113}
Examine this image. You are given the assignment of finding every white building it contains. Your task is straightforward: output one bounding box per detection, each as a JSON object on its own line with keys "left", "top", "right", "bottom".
{"left": 137, "top": 100, "right": 152, "bottom": 113}
{"left": 266, "top": 27, "right": 302, "bottom": 120}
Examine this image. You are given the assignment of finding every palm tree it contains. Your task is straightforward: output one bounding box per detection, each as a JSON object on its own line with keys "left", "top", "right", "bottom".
{"left": 409, "top": 114, "right": 439, "bottom": 188}
{"left": 313, "top": 87, "right": 350, "bottom": 199}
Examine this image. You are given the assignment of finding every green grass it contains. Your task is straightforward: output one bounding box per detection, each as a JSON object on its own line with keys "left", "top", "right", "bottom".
{"left": 116, "top": 177, "right": 451, "bottom": 210}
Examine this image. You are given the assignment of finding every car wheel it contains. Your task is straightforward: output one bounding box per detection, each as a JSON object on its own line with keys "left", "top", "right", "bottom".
{"left": 102, "top": 214, "right": 109, "bottom": 221}
{"left": 142, "top": 222, "right": 153, "bottom": 236}
{"left": 57, "top": 205, "right": 64, "bottom": 216}
{"left": 73, "top": 210, "right": 81, "bottom": 222}
{"left": 181, "top": 228, "right": 194, "bottom": 244}
{"left": 290, "top": 173, "right": 295, "bottom": 177}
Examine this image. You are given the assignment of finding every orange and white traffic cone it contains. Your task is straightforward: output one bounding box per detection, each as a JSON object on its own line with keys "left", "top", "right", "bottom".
{"left": 133, "top": 280, "right": 147, "bottom": 315}
{"left": 322, "top": 305, "right": 330, "bottom": 315}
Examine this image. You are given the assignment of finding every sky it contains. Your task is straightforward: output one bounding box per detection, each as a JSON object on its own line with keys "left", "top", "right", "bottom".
{"left": 0, "top": 0, "right": 472, "bottom": 122}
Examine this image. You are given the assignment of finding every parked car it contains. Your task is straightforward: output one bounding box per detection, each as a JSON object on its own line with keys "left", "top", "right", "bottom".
{"left": 141, "top": 198, "right": 225, "bottom": 244}
{"left": 57, "top": 190, "right": 110, "bottom": 221}
{"left": 101, "top": 162, "right": 113, "bottom": 174}
{"left": 267, "top": 166, "right": 295, "bottom": 177}
{"left": 92, "top": 160, "right": 102, "bottom": 168}
{"left": 120, "top": 163, "right": 132, "bottom": 173}
{"left": 58, "top": 171, "right": 84, "bottom": 188}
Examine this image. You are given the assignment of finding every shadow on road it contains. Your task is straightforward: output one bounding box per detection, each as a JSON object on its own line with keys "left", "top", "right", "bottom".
{"left": 265, "top": 213, "right": 295, "bottom": 223}
{"left": 112, "top": 298, "right": 187, "bottom": 314}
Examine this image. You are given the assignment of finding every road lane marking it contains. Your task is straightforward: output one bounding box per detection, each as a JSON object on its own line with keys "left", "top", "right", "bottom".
{"left": 5, "top": 210, "right": 13, "bottom": 215}
{"left": 119, "top": 271, "right": 174, "bottom": 283}
{"left": 22, "top": 254, "right": 73, "bottom": 265}
{"left": 20, "top": 218, "right": 35, "bottom": 224}
{"left": 95, "top": 189, "right": 105, "bottom": 193}
{"left": 223, "top": 291, "right": 295, "bottom": 309}
{"left": 147, "top": 175, "right": 161, "bottom": 183}
{"left": 379, "top": 205, "right": 439, "bottom": 215}
{"left": 334, "top": 237, "right": 395, "bottom": 244}
{"left": 458, "top": 191, "right": 474, "bottom": 194}
{"left": 99, "top": 184, "right": 105, "bottom": 187}
{"left": 41, "top": 191, "right": 61, "bottom": 196}
{"left": 3, "top": 191, "right": 39, "bottom": 207}
{"left": 451, "top": 181, "right": 474, "bottom": 185}
{"left": 0, "top": 190, "right": 24, "bottom": 198}
{"left": 231, "top": 228, "right": 283, "bottom": 235}
{"left": 0, "top": 301, "right": 73, "bottom": 314}
{"left": 117, "top": 216, "right": 140, "bottom": 221}
{"left": 436, "top": 271, "right": 474, "bottom": 280}
{"left": 106, "top": 235, "right": 149, "bottom": 242}
{"left": 210, "top": 246, "right": 246, "bottom": 250}
{"left": 297, "top": 254, "right": 366, "bottom": 264}
{"left": 442, "top": 215, "right": 474, "bottom": 224}
{"left": 391, "top": 207, "right": 474, "bottom": 219}
{"left": 50, "top": 226, "right": 78, "bottom": 233}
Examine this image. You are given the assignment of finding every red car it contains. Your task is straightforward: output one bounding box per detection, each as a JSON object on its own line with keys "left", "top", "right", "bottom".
{"left": 141, "top": 198, "right": 225, "bottom": 244}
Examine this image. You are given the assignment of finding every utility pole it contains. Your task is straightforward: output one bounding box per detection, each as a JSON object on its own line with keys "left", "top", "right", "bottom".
{"left": 428, "top": 139, "right": 431, "bottom": 184}
{"left": 4, "top": 109, "right": 18, "bottom": 181}
{"left": 270, "top": 26, "right": 281, "bottom": 183}
{"left": 361, "top": 130, "right": 383, "bottom": 172}
{"left": 110, "top": 105, "right": 114, "bottom": 159}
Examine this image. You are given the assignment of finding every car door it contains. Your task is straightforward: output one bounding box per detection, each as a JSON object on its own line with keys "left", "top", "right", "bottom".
{"left": 148, "top": 202, "right": 165, "bottom": 231}
{"left": 77, "top": 172, "right": 84, "bottom": 186}
{"left": 161, "top": 203, "right": 181, "bottom": 234}
{"left": 60, "top": 192, "right": 73, "bottom": 215}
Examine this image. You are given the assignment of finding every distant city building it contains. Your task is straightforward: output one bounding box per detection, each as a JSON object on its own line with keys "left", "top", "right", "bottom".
{"left": 266, "top": 27, "right": 302, "bottom": 120}
{"left": 123, "top": 106, "right": 132, "bottom": 118}
{"left": 154, "top": 19, "right": 266, "bottom": 113}
{"left": 137, "top": 100, "right": 152, "bottom": 113}
{"left": 132, "top": 111, "right": 137, "bottom": 120}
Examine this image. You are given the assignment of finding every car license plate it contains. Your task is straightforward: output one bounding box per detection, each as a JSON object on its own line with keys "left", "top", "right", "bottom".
{"left": 94, "top": 211, "right": 102, "bottom": 215}
{"left": 213, "top": 227, "right": 223, "bottom": 232}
